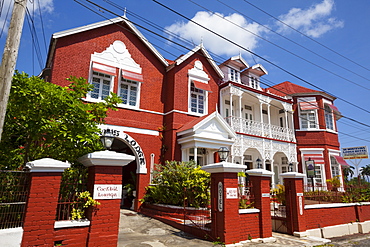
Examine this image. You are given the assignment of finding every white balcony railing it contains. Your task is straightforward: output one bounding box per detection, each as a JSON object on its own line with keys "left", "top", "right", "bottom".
{"left": 225, "top": 116, "right": 295, "bottom": 142}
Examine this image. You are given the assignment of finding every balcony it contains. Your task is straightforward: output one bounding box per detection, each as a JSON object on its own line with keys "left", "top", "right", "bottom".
{"left": 225, "top": 116, "right": 295, "bottom": 142}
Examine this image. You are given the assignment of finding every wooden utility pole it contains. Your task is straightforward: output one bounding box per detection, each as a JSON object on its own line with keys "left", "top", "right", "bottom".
{"left": 0, "top": 0, "right": 27, "bottom": 142}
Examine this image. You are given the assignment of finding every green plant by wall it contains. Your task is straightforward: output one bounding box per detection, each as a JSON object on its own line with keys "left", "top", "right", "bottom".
{"left": 71, "top": 191, "right": 100, "bottom": 220}
{"left": 143, "top": 161, "right": 210, "bottom": 208}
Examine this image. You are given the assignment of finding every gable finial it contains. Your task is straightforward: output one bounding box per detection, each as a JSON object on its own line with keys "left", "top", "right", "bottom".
{"left": 123, "top": 7, "right": 127, "bottom": 18}
{"left": 200, "top": 36, "right": 203, "bottom": 47}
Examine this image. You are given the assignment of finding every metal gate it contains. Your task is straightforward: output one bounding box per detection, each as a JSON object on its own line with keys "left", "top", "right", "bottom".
{"left": 270, "top": 191, "right": 288, "bottom": 233}
{"left": 0, "top": 170, "right": 31, "bottom": 229}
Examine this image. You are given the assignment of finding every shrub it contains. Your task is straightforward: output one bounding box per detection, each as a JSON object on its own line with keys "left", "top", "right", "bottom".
{"left": 143, "top": 161, "right": 210, "bottom": 208}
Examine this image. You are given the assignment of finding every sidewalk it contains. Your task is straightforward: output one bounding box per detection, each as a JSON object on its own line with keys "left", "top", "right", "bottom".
{"left": 117, "top": 209, "right": 329, "bottom": 247}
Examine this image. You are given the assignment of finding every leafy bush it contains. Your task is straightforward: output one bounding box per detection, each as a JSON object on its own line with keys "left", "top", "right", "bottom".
{"left": 143, "top": 161, "right": 210, "bottom": 208}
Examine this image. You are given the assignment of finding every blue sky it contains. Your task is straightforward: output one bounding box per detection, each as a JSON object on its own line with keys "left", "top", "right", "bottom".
{"left": 1, "top": 0, "right": 370, "bottom": 171}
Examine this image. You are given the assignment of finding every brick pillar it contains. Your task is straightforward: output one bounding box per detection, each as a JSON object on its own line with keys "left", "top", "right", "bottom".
{"left": 202, "top": 162, "right": 247, "bottom": 244}
{"left": 281, "top": 172, "right": 306, "bottom": 234}
{"left": 246, "top": 169, "right": 273, "bottom": 238}
{"left": 79, "top": 150, "right": 135, "bottom": 247}
{"left": 21, "top": 158, "right": 70, "bottom": 247}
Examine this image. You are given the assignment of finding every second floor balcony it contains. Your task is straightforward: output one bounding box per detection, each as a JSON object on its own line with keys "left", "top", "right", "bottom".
{"left": 225, "top": 116, "right": 296, "bottom": 142}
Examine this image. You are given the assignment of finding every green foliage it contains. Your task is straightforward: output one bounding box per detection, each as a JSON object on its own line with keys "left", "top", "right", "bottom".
{"left": 271, "top": 184, "right": 286, "bottom": 205}
{"left": 239, "top": 199, "right": 254, "bottom": 209}
{"left": 143, "top": 161, "right": 210, "bottom": 208}
{"left": 343, "top": 166, "right": 355, "bottom": 183}
{"left": 326, "top": 175, "right": 341, "bottom": 191}
{"left": 71, "top": 191, "right": 100, "bottom": 220}
{"left": 0, "top": 72, "right": 121, "bottom": 169}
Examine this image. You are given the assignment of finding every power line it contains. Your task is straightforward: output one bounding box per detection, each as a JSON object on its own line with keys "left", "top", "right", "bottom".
{"left": 150, "top": 0, "right": 370, "bottom": 116}
{"left": 240, "top": 0, "right": 370, "bottom": 73}
{"left": 213, "top": 0, "right": 370, "bottom": 90}
{"left": 0, "top": 1, "right": 12, "bottom": 39}
{"left": 74, "top": 0, "right": 370, "bottom": 143}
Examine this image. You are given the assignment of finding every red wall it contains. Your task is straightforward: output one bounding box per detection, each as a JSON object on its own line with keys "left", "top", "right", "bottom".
{"left": 305, "top": 204, "right": 370, "bottom": 230}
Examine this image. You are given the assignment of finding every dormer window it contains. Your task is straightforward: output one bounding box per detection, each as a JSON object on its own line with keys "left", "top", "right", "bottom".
{"left": 230, "top": 68, "right": 240, "bottom": 82}
{"left": 250, "top": 76, "right": 259, "bottom": 89}
{"left": 188, "top": 61, "right": 210, "bottom": 116}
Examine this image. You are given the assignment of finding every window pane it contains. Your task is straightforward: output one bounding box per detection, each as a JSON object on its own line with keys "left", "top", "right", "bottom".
{"left": 120, "top": 79, "right": 138, "bottom": 106}
{"left": 91, "top": 74, "right": 111, "bottom": 100}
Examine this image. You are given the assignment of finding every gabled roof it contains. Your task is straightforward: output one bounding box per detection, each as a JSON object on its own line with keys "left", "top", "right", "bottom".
{"left": 221, "top": 54, "right": 249, "bottom": 71}
{"left": 244, "top": 64, "right": 268, "bottom": 76}
{"left": 45, "top": 16, "right": 168, "bottom": 68}
{"left": 177, "top": 111, "right": 236, "bottom": 148}
{"left": 267, "top": 81, "right": 336, "bottom": 100}
{"left": 168, "top": 44, "right": 224, "bottom": 78}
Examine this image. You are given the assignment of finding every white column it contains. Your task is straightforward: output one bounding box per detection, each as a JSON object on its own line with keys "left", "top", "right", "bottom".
{"left": 229, "top": 93, "right": 233, "bottom": 117}
{"left": 182, "top": 148, "right": 187, "bottom": 162}
{"left": 239, "top": 95, "right": 243, "bottom": 132}
{"left": 194, "top": 147, "right": 198, "bottom": 165}
{"left": 267, "top": 104, "right": 271, "bottom": 138}
{"left": 260, "top": 102, "right": 264, "bottom": 136}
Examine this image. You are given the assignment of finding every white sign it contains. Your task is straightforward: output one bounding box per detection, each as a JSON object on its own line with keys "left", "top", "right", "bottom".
{"left": 93, "top": 184, "right": 122, "bottom": 199}
{"left": 262, "top": 193, "right": 270, "bottom": 198}
{"left": 342, "top": 146, "right": 368, "bottom": 159}
{"left": 99, "top": 125, "right": 147, "bottom": 173}
{"left": 226, "top": 188, "right": 238, "bottom": 199}
{"left": 297, "top": 193, "right": 303, "bottom": 197}
{"left": 299, "top": 196, "right": 303, "bottom": 215}
{"left": 218, "top": 182, "right": 223, "bottom": 212}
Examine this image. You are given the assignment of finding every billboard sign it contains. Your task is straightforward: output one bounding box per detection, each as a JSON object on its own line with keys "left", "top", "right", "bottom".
{"left": 342, "top": 146, "right": 368, "bottom": 160}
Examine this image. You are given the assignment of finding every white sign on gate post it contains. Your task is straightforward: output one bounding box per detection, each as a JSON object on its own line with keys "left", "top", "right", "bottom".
{"left": 93, "top": 184, "right": 122, "bottom": 199}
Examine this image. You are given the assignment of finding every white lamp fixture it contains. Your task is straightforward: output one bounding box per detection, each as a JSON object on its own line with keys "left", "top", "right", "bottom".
{"left": 256, "top": 158, "right": 262, "bottom": 169}
{"left": 218, "top": 147, "right": 230, "bottom": 162}
{"left": 100, "top": 131, "right": 115, "bottom": 150}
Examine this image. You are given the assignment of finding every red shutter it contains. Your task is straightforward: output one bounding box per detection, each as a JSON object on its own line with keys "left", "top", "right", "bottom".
{"left": 193, "top": 80, "right": 212, "bottom": 92}
{"left": 122, "top": 69, "right": 143, "bottom": 82}
{"left": 299, "top": 101, "right": 319, "bottom": 110}
{"left": 334, "top": 156, "right": 349, "bottom": 166}
{"left": 303, "top": 154, "right": 325, "bottom": 164}
{"left": 92, "top": 62, "right": 116, "bottom": 76}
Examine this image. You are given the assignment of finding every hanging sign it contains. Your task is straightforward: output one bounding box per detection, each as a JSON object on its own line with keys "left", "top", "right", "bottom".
{"left": 93, "top": 184, "right": 122, "bottom": 199}
{"left": 306, "top": 159, "right": 315, "bottom": 178}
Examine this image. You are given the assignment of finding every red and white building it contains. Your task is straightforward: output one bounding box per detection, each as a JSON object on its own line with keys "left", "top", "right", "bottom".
{"left": 268, "top": 82, "right": 347, "bottom": 188}
{"left": 42, "top": 16, "right": 347, "bottom": 208}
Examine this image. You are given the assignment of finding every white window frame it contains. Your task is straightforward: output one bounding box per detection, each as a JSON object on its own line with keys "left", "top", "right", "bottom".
{"left": 229, "top": 68, "right": 240, "bottom": 83}
{"left": 189, "top": 82, "right": 206, "bottom": 115}
{"left": 87, "top": 71, "right": 114, "bottom": 102}
{"left": 330, "top": 156, "right": 341, "bottom": 177}
{"left": 324, "top": 104, "right": 335, "bottom": 131}
{"left": 300, "top": 110, "right": 318, "bottom": 130}
{"left": 118, "top": 77, "right": 141, "bottom": 109}
{"left": 249, "top": 76, "right": 260, "bottom": 89}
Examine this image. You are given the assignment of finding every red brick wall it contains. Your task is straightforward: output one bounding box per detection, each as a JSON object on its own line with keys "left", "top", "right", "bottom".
{"left": 239, "top": 212, "right": 260, "bottom": 240}
{"left": 22, "top": 172, "right": 63, "bottom": 246}
{"left": 305, "top": 206, "right": 357, "bottom": 229}
{"left": 54, "top": 227, "right": 89, "bottom": 247}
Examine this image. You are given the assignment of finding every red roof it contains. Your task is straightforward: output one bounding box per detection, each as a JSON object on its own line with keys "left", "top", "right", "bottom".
{"left": 267, "top": 81, "right": 319, "bottom": 97}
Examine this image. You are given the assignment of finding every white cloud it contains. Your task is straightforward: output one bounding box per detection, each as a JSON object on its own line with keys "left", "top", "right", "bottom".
{"left": 0, "top": 0, "right": 54, "bottom": 36}
{"left": 165, "top": 11, "right": 267, "bottom": 57}
{"left": 277, "top": 0, "right": 343, "bottom": 38}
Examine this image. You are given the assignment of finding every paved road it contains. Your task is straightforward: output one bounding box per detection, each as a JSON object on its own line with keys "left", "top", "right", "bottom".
{"left": 117, "top": 209, "right": 330, "bottom": 247}
{"left": 329, "top": 233, "right": 370, "bottom": 246}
